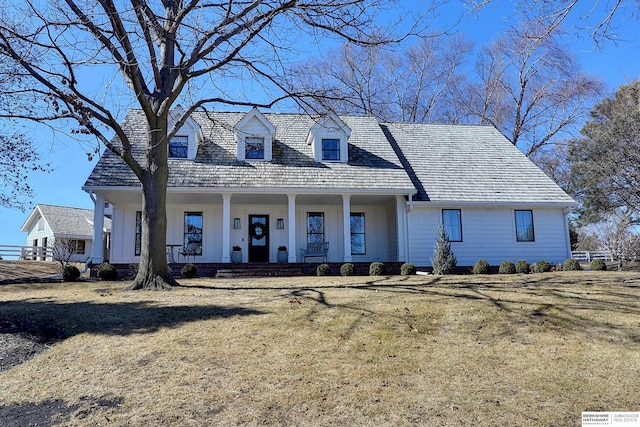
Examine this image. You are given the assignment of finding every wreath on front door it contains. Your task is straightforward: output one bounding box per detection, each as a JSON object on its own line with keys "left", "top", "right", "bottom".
{"left": 250, "top": 222, "right": 266, "bottom": 240}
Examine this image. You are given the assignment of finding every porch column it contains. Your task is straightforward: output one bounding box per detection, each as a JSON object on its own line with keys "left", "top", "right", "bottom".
{"left": 342, "top": 194, "right": 352, "bottom": 262}
{"left": 91, "top": 193, "right": 105, "bottom": 264}
{"left": 287, "top": 194, "right": 297, "bottom": 262}
{"left": 221, "top": 193, "right": 231, "bottom": 263}
{"left": 396, "top": 195, "right": 407, "bottom": 262}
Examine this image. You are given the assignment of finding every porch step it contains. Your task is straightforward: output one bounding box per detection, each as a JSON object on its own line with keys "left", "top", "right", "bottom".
{"left": 215, "top": 267, "right": 305, "bottom": 278}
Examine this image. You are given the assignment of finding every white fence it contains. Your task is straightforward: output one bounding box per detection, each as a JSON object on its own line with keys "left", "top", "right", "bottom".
{"left": 571, "top": 251, "right": 613, "bottom": 262}
{"left": 0, "top": 245, "right": 52, "bottom": 261}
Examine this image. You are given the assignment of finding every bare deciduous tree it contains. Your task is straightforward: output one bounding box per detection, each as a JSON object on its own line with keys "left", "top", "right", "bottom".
{"left": 461, "top": 23, "right": 604, "bottom": 157}
{"left": 1, "top": 60, "right": 50, "bottom": 211}
{"left": 468, "top": 0, "right": 639, "bottom": 44}
{"left": 290, "top": 34, "right": 471, "bottom": 122}
{"left": 593, "top": 212, "right": 640, "bottom": 271}
{"left": 0, "top": 0, "right": 426, "bottom": 290}
{"left": 49, "top": 238, "right": 79, "bottom": 273}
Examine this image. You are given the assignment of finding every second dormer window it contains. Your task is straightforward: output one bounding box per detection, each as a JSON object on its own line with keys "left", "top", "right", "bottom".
{"left": 245, "top": 137, "right": 265, "bottom": 159}
{"left": 322, "top": 138, "right": 340, "bottom": 161}
{"left": 169, "top": 135, "right": 188, "bottom": 158}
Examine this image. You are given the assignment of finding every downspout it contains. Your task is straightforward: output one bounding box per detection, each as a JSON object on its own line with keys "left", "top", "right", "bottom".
{"left": 406, "top": 194, "right": 413, "bottom": 264}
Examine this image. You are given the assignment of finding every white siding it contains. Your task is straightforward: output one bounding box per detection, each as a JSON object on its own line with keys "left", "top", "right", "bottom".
{"left": 386, "top": 200, "right": 398, "bottom": 262}
{"left": 109, "top": 199, "right": 397, "bottom": 263}
{"left": 25, "top": 215, "right": 92, "bottom": 262}
{"left": 408, "top": 206, "right": 571, "bottom": 267}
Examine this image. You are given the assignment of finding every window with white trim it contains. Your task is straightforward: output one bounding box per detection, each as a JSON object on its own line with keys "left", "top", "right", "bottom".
{"left": 184, "top": 212, "right": 203, "bottom": 255}
{"left": 307, "top": 212, "right": 324, "bottom": 244}
{"left": 515, "top": 210, "right": 535, "bottom": 242}
{"left": 245, "top": 137, "right": 265, "bottom": 160}
{"left": 350, "top": 213, "right": 365, "bottom": 255}
{"left": 135, "top": 211, "right": 142, "bottom": 256}
{"left": 322, "top": 138, "right": 340, "bottom": 161}
{"left": 169, "top": 135, "right": 188, "bottom": 158}
{"left": 442, "top": 209, "right": 462, "bottom": 242}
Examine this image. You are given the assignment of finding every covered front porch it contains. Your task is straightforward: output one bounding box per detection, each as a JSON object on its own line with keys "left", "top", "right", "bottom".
{"left": 89, "top": 190, "right": 410, "bottom": 265}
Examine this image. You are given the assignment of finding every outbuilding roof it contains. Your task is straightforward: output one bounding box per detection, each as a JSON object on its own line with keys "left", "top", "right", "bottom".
{"left": 21, "top": 204, "right": 112, "bottom": 238}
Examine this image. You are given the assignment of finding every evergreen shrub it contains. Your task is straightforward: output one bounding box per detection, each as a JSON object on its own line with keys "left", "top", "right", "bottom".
{"left": 563, "top": 258, "right": 582, "bottom": 271}
{"left": 98, "top": 263, "right": 118, "bottom": 281}
{"left": 533, "top": 260, "right": 551, "bottom": 273}
{"left": 63, "top": 265, "right": 80, "bottom": 282}
{"left": 473, "top": 259, "right": 490, "bottom": 274}
{"left": 498, "top": 260, "right": 516, "bottom": 274}
{"left": 369, "top": 262, "right": 385, "bottom": 276}
{"left": 431, "top": 225, "right": 457, "bottom": 275}
{"left": 515, "top": 260, "right": 530, "bottom": 274}
{"left": 317, "top": 264, "right": 331, "bottom": 276}
{"left": 181, "top": 263, "right": 197, "bottom": 278}
{"left": 400, "top": 263, "right": 416, "bottom": 276}
{"left": 340, "top": 263, "right": 355, "bottom": 276}
{"left": 590, "top": 259, "right": 607, "bottom": 271}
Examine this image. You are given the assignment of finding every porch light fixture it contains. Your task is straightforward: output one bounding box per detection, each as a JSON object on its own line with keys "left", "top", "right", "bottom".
{"left": 276, "top": 218, "right": 284, "bottom": 229}
{"left": 233, "top": 218, "right": 241, "bottom": 229}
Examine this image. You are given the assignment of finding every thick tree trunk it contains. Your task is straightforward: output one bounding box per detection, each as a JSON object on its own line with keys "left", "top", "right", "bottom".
{"left": 127, "top": 120, "right": 178, "bottom": 290}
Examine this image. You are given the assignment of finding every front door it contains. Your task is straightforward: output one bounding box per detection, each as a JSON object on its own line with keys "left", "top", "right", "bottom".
{"left": 248, "top": 215, "right": 269, "bottom": 262}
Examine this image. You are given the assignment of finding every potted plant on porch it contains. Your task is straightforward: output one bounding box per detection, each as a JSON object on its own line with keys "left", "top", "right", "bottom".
{"left": 277, "top": 246, "right": 288, "bottom": 263}
{"left": 231, "top": 245, "right": 242, "bottom": 264}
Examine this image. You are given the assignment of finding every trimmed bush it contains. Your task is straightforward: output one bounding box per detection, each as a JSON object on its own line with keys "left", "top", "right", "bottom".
{"left": 181, "top": 263, "right": 197, "bottom": 278}
{"left": 63, "top": 265, "right": 80, "bottom": 282}
{"left": 563, "top": 258, "right": 582, "bottom": 271}
{"left": 533, "top": 260, "right": 551, "bottom": 273}
{"left": 317, "top": 264, "right": 331, "bottom": 276}
{"left": 400, "top": 263, "right": 416, "bottom": 276}
{"left": 515, "top": 260, "right": 530, "bottom": 274}
{"left": 98, "top": 263, "right": 118, "bottom": 281}
{"left": 369, "top": 262, "right": 386, "bottom": 276}
{"left": 498, "top": 260, "right": 516, "bottom": 274}
{"left": 473, "top": 259, "right": 490, "bottom": 275}
{"left": 590, "top": 259, "right": 607, "bottom": 271}
{"left": 340, "top": 263, "right": 355, "bottom": 276}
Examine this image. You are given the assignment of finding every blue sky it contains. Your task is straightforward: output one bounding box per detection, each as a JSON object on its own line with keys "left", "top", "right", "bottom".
{"left": 1, "top": 1, "right": 639, "bottom": 252}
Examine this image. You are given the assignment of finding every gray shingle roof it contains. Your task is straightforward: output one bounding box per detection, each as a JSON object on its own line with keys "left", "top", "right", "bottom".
{"left": 84, "top": 110, "right": 575, "bottom": 206}
{"left": 36, "top": 204, "right": 112, "bottom": 238}
{"left": 382, "top": 123, "right": 576, "bottom": 205}
{"left": 84, "top": 110, "right": 416, "bottom": 194}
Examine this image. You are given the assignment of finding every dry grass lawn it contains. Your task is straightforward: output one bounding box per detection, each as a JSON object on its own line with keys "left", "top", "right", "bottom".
{"left": 1, "top": 271, "right": 639, "bottom": 426}
{"left": 0, "top": 261, "right": 64, "bottom": 281}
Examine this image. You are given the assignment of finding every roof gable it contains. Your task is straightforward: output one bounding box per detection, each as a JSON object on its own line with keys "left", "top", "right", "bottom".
{"left": 21, "top": 204, "right": 112, "bottom": 238}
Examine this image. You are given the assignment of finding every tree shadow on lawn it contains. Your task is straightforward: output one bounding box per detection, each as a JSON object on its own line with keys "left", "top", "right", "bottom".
{"left": 358, "top": 275, "right": 640, "bottom": 344}
{"left": 186, "top": 274, "right": 640, "bottom": 344}
{"left": 0, "top": 299, "right": 264, "bottom": 340}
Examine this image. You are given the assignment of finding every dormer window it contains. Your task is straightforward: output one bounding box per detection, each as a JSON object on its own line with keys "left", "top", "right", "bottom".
{"left": 245, "top": 137, "right": 265, "bottom": 160}
{"left": 167, "top": 105, "right": 203, "bottom": 160}
{"left": 307, "top": 113, "right": 351, "bottom": 163}
{"left": 169, "top": 135, "right": 189, "bottom": 158}
{"left": 235, "top": 107, "right": 276, "bottom": 161}
{"left": 322, "top": 139, "right": 340, "bottom": 161}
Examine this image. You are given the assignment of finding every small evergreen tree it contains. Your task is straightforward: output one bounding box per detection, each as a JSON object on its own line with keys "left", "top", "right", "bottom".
{"left": 431, "top": 225, "right": 457, "bottom": 275}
